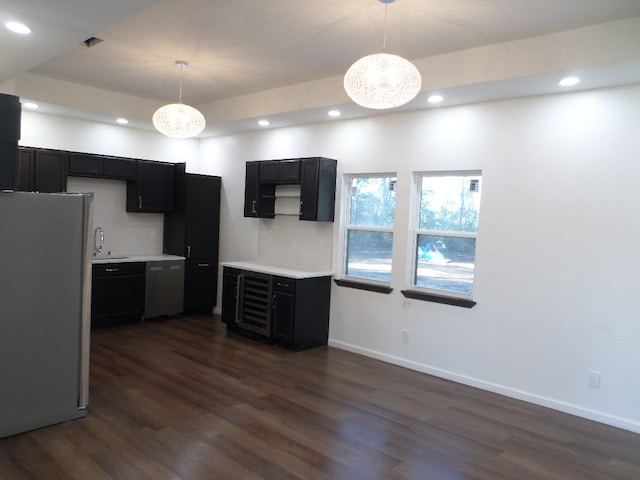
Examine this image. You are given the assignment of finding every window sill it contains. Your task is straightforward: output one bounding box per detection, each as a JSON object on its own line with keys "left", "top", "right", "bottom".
{"left": 400, "top": 290, "right": 476, "bottom": 308}
{"left": 334, "top": 278, "right": 393, "bottom": 294}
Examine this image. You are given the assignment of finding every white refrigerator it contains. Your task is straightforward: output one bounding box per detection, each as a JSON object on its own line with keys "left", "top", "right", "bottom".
{"left": 0, "top": 191, "right": 93, "bottom": 438}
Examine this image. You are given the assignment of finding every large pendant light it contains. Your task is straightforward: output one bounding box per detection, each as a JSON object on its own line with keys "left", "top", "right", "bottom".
{"left": 153, "top": 61, "right": 206, "bottom": 138}
{"left": 344, "top": 0, "right": 422, "bottom": 110}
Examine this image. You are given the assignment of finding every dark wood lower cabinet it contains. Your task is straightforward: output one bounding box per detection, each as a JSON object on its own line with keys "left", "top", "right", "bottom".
{"left": 91, "top": 262, "right": 145, "bottom": 327}
{"left": 272, "top": 275, "right": 331, "bottom": 351}
{"left": 271, "top": 277, "right": 295, "bottom": 343}
{"left": 221, "top": 266, "right": 331, "bottom": 351}
{"left": 183, "top": 260, "right": 217, "bottom": 314}
{"left": 221, "top": 268, "right": 240, "bottom": 325}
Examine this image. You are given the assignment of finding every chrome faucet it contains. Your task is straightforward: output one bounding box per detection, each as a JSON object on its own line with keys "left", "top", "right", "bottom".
{"left": 93, "top": 226, "right": 104, "bottom": 256}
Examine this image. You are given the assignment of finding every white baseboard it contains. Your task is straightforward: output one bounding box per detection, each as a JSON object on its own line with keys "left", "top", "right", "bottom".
{"left": 328, "top": 339, "right": 640, "bottom": 434}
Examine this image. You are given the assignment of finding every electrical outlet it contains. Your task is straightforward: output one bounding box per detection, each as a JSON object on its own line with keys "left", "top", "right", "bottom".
{"left": 402, "top": 300, "right": 411, "bottom": 309}
{"left": 401, "top": 329, "right": 410, "bottom": 344}
{"left": 588, "top": 370, "right": 601, "bottom": 388}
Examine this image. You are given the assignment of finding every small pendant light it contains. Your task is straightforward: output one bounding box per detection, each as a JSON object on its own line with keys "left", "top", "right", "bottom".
{"left": 152, "top": 61, "right": 206, "bottom": 138}
{"left": 344, "top": 0, "right": 422, "bottom": 109}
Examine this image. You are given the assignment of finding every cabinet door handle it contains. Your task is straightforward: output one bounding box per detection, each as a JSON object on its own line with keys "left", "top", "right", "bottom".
{"left": 272, "top": 294, "right": 277, "bottom": 308}
{"left": 252, "top": 200, "right": 256, "bottom": 214}
{"left": 187, "top": 245, "right": 191, "bottom": 257}
{"left": 138, "top": 196, "right": 142, "bottom": 209}
{"left": 105, "top": 268, "right": 119, "bottom": 272}
{"left": 198, "top": 263, "right": 210, "bottom": 267}
{"left": 299, "top": 200, "right": 303, "bottom": 214}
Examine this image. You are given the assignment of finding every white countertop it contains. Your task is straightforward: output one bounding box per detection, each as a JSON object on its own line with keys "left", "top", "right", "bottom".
{"left": 221, "top": 261, "right": 333, "bottom": 279}
{"left": 91, "top": 254, "right": 185, "bottom": 264}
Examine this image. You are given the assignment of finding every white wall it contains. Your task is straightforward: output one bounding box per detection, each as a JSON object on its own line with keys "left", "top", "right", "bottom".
{"left": 67, "top": 177, "right": 164, "bottom": 255}
{"left": 200, "top": 85, "right": 640, "bottom": 433}
{"left": 18, "top": 86, "right": 640, "bottom": 433}
{"left": 20, "top": 111, "right": 199, "bottom": 163}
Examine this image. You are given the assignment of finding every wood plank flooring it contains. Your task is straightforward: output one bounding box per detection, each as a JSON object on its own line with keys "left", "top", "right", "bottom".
{"left": 1, "top": 313, "right": 639, "bottom": 479}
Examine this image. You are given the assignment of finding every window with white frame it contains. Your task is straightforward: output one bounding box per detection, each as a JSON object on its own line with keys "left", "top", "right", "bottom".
{"left": 343, "top": 175, "right": 397, "bottom": 283}
{"left": 411, "top": 171, "right": 481, "bottom": 297}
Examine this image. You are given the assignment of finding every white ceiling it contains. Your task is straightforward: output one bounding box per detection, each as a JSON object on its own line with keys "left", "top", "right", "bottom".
{"left": 3, "top": 0, "right": 640, "bottom": 137}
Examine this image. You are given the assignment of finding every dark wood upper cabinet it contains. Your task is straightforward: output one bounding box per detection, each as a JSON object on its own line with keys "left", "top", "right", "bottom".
{"left": 68, "top": 153, "right": 103, "bottom": 177}
{"left": 164, "top": 163, "right": 221, "bottom": 259}
{"left": 0, "top": 94, "right": 20, "bottom": 143}
{"left": 68, "top": 153, "right": 136, "bottom": 180}
{"left": 183, "top": 174, "right": 221, "bottom": 258}
{"left": 103, "top": 158, "right": 137, "bottom": 180}
{"left": 259, "top": 159, "right": 300, "bottom": 184}
{"left": 0, "top": 142, "right": 19, "bottom": 191}
{"left": 126, "top": 160, "right": 175, "bottom": 213}
{"left": 244, "top": 161, "right": 275, "bottom": 218}
{"left": 16, "top": 148, "right": 67, "bottom": 193}
{"left": 35, "top": 150, "right": 68, "bottom": 193}
{"left": 244, "top": 157, "right": 336, "bottom": 221}
{"left": 11, "top": 145, "right": 175, "bottom": 214}
{"left": 17, "top": 148, "right": 35, "bottom": 191}
{"left": 0, "top": 94, "right": 20, "bottom": 191}
{"left": 299, "top": 157, "right": 337, "bottom": 222}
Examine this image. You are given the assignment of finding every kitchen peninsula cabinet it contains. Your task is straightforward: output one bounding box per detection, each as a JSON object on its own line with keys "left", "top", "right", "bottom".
{"left": 18, "top": 147, "right": 67, "bottom": 193}
{"left": 91, "top": 262, "right": 145, "bottom": 327}
{"left": 126, "top": 160, "right": 174, "bottom": 213}
{"left": 164, "top": 164, "right": 221, "bottom": 313}
{"left": 221, "top": 263, "right": 332, "bottom": 351}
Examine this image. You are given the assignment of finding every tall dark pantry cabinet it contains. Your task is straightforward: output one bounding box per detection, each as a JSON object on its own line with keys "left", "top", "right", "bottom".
{"left": 164, "top": 164, "right": 221, "bottom": 313}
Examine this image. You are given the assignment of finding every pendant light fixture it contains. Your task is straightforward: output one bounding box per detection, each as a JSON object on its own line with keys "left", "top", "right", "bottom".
{"left": 152, "top": 61, "right": 206, "bottom": 138}
{"left": 344, "top": 0, "right": 422, "bottom": 110}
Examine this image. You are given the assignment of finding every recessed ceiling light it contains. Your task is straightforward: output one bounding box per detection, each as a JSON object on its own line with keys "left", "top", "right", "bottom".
{"left": 328, "top": 110, "right": 341, "bottom": 117}
{"left": 116, "top": 118, "right": 129, "bottom": 125}
{"left": 258, "top": 119, "right": 270, "bottom": 127}
{"left": 427, "top": 95, "right": 444, "bottom": 104}
{"left": 559, "top": 77, "right": 580, "bottom": 87}
{"left": 6, "top": 21, "right": 32, "bottom": 35}
{"left": 23, "top": 102, "right": 39, "bottom": 110}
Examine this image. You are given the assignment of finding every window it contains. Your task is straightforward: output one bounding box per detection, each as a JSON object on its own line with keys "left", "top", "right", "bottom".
{"left": 411, "top": 171, "right": 481, "bottom": 297}
{"left": 343, "top": 175, "right": 397, "bottom": 284}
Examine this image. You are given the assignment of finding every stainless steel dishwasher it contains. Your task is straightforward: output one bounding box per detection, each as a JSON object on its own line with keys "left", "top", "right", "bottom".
{"left": 144, "top": 260, "right": 184, "bottom": 318}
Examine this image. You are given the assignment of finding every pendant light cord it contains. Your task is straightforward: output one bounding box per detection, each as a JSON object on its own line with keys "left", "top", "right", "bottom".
{"left": 178, "top": 63, "right": 184, "bottom": 104}
{"left": 382, "top": 3, "right": 388, "bottom": 52}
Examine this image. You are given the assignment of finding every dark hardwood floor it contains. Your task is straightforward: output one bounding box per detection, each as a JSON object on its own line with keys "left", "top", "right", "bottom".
{"left": 1, "top": 314, "right": 639, "bottom": 479}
